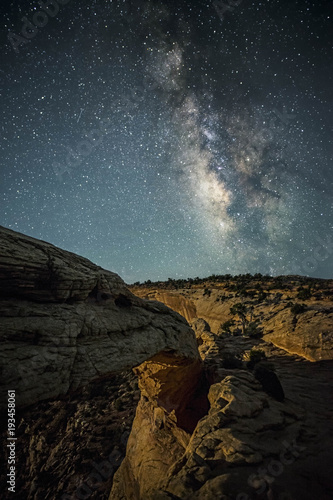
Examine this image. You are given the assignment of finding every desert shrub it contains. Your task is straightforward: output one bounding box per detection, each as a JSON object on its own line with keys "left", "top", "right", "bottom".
{"left": 247, "top": 349, "right": 266, "bottom": 369}
{"left": 257, "top": 290, "right": 267, "bottom": 303}
{"left": 230, "top": 303, "right": 247, "bottom": 331}
{"left": 273, "top": 292, "right": 283, "bottom": 303}
{"left": 254, "top": 273, "right": 263, "bottom": 279}
{"left": 297, "top": 286, "right": 312, "bottom": 300}
{"left": 220, "top": 319, "right": 235, "bottom": 335}
{"left": 290, "top": 303, "right": 307, "bottom": 315}
{"left": 245, "top": 320, "right": 263, "bottom": 338}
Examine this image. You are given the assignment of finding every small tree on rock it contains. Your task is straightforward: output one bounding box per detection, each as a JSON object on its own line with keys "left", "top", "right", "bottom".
{"left": 220, "top": 319, "right": 235, "bottom": 335}
{"left": 230, "top": 303, "right": 248, "bottom": 334}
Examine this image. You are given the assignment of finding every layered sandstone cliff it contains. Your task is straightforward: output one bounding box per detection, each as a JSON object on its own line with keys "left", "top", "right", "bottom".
{"left": 131, "top": 282, "right": 333, "bottom": 361}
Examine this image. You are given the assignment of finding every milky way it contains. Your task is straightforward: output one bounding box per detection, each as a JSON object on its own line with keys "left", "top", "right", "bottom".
{"left": 1, "top": 0, "right": 332, "bottom": 281}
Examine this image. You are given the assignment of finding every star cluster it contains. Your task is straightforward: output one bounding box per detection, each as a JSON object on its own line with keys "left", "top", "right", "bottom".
{"left": 0, "top": 0, "right": 332, "bottom": 281}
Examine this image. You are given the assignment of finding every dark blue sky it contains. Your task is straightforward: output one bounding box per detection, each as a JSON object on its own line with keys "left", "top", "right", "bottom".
{"left": 1, "top": 0, "right": 332, "bottom": 282}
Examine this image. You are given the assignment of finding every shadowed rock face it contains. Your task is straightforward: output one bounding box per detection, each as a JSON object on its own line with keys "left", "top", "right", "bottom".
{"left": 0, "top": 226, "right": 201, "bottom": 410}
{"left": 0, "top": 371, "right": 139, "bottom": 500}
{"left": 254, "top": 364, "right": 285, "bottom": 401}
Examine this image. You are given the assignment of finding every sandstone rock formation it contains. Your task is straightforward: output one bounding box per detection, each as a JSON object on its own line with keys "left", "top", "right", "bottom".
{"left": 110, "top": 352, "right": 207, "bottom": 500}
{"left": 262, "top": 305, "right": 333, "bottom": 361}
{"left": 0, "top": 227, "right": 206, "bottom": 500}
{"left": 134, "top": 290, "right": 197, "bottom": 324}
{"left": 0, "top": 226, "right": 200, "bottom": 409}
{"left": 190, "top": 317, "right": 217, "bottom": 359}
{"left": 111, "top": 333, "right": 333, "bottom": 500}
{"left": 117, "top": 278, "right": 333, "bottom": 499}
{"left": 1, "top": 230, "right": 333, "bottom": 500}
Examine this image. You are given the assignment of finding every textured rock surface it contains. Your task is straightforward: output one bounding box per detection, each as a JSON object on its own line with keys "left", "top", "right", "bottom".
{"left": 0, "top": 226, "right": 200, "bottom": 409}
{"left": 120, "top": 280, "right": 333, "bottom": 499}
{"left": 190, "top": 317, "right": 217, "bottom": 359}
{"left": 262, "top": 305, "right": 333, "bottom": 361}
{"left": 110, "top": 352, "right": 208, "bottom": 499}
{"left": 133, "top": 290, "right": 197, "bottom": 324}
{"left": 0, "top": 371, "right": 139, "bottom": 500}
{"left": 112, "top": 336, "right": 333, "bottom": 500}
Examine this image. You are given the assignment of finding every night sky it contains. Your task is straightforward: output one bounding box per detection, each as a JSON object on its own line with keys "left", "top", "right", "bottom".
{"left": 1, "top": 0, "right": 332, "bottom": 282}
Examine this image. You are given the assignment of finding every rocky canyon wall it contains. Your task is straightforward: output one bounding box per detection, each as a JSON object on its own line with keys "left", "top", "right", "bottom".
{"left": 131, "top": 285, "right": 333, "bottom": 362}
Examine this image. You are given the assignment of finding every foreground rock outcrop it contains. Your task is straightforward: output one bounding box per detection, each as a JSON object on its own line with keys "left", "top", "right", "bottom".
{"left": 0, "top": 226, "right": 200, "bottom": 409}
{"left": 111, "top": 352, "right": 206, "bottom": 499}
{"left": 111, "top": 332, "right": 333, "bottom": 500}
{"left": 0, "top": 226, "right": 203, "bottom": 500}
